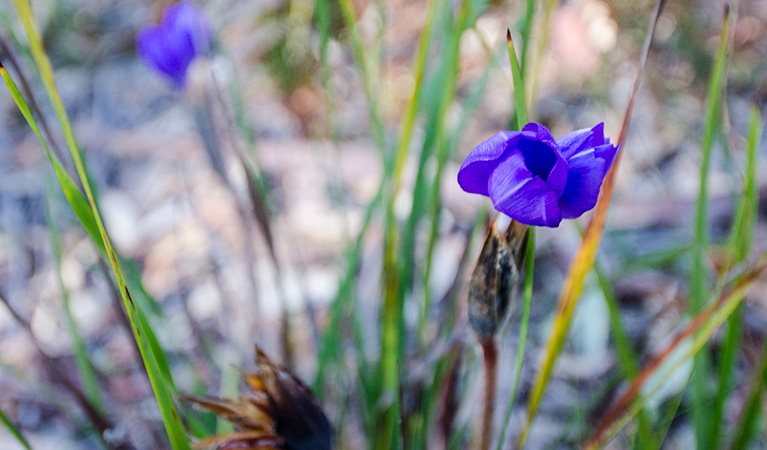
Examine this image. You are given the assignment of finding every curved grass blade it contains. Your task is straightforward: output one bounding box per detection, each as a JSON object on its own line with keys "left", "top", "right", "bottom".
{"left": 5, "top": 1, "right": 190, "bottom": 447}
{"left": 516, "top": 1, "right": 666, "bottom": 446}
{"left": 593, "top": 259, "right": 655, "bottom": 449}
{"left": 44, "top": 178, "right": 104, "bottom": 412}
{"left": 691, "top": 7, "right": 731, "bottom": 448}
{"left": 0, "top": 407, "right": 32, "bottom": 450}
{"left": 584, "top": 252, "right": 767, "bottom": 450}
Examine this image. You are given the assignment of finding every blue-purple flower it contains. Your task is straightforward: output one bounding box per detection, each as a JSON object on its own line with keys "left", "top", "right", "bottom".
{"left": 458, "top": 122, "right": 619, "bottom": 227}
{"left": 136, "top": 1, "right": 211, "bottom": 89}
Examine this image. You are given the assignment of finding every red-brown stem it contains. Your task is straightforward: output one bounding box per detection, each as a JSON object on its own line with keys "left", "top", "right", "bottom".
{"left": 480, "top": 339, "right": 498, "bottom": 450}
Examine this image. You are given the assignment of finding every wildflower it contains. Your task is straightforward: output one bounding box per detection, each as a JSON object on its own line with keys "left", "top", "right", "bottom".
{"left": 458, "top": 122, "right": 619, "bottom": 227}
{"left": 136, "top": 1, "right": 211, "bottom": 89}
{"left": 184, "top": 347, "right": 332, "bottom": 450}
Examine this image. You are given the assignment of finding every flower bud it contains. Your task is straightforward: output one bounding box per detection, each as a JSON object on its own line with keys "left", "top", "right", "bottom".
{"left": 468, "top": 220, "right": 529, "bottom": 343}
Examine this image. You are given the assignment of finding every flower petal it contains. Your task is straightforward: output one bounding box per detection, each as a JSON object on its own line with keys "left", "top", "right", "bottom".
{"left": 457, "top": 131, "right": 530, "bottom": 196}
{"left": 136, "top": 1, "right": 210, "bottom": 89}
{"left": 558, "top": 141, "right": 620, "bottom": 219}
{"left": 557, "top": 122, "right": 608, "bottom": 159}
{"left": 166, "top": 1, "right": 211, "bottom": 54}
{"left": 521, "top": 122, "right": 558, "bottom": 153}
{"left": 136, "top": 27, "right": 184, "bottom": 88}
{"left": 518, "top": 123, "right": 569, "bottom": 195}
{"left": 488, "top": 152, "right": 563, "bottom": 227}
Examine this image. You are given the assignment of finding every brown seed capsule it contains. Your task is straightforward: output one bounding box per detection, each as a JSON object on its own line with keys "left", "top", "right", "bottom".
{"left": 468, "top": 220, "right": 529, "bottom": 343}
{"left": 183, "top": 346, "right": 332, "bottom": 450}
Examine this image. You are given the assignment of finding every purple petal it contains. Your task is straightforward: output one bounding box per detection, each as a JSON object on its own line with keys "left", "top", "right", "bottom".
{"left": 457, "top": 131, "right": 530, "bottom": 196}
{"left": 557, "top": 122, "right": 608, "bottom": 159}
{"left": 166, "top": 1, "right": 211, "bottom": 54}
{"left": 488, "top": 152, "right": 563, "bottom": 227}
{"left": 136, "top": 27, "right": 184, "bottom": 88}
{"left": 136, "top": 1, "right": 210, "bottom": 89}
{"left": 521, "top": 122, "right": 558, "bottom": 153}
{"left": 558, "top": 141, "right": 620, "bottom": 219}
{"left": 517, "top": 123, "right": 569, "bottom": 194}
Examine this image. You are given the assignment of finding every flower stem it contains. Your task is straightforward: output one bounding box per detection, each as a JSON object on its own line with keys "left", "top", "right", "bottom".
{"left": 480, "top": 338, "right": 498, "bottom": 450}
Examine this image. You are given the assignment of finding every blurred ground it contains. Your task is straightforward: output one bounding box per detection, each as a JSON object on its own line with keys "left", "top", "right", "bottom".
{"left": 0, "top": 0, "right": 766, "bottom": 449}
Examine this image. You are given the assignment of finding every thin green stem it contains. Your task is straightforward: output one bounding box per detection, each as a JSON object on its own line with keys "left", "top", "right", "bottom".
{"left": 496, "top": 228, "right": 535, "bottom": 450}
{"left": 691, "top": 8, "right": 729, "bottom": 448}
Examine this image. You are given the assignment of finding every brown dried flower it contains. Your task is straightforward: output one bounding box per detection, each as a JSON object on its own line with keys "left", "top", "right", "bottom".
{"left": 184, "top": 347, "right": 332, "bottom": 450}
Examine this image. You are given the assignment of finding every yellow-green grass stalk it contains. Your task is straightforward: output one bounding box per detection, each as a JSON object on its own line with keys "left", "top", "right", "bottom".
{"left": 5, "top": 1, "right": 189, "bottom": 447}
{"left": 690, "top": 7, "right": 730, "bottom": 449}
{"left": 403, "top": 2, "right": 476, "bottom": 447}
{"left": 43, "top": 178, "right": 104, "bottom": 413}
{"left": 517, "top": 1, "right": 665, "bottom": 446}
{"left": 585, "top": 251, "right": 767, "bottom": 450}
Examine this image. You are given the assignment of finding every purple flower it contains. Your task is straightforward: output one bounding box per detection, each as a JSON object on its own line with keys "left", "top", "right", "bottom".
{"left": 136, "top": 1, "right": 211, "bottom": 89}
{"left": 458, "top": 122, "right": 620, "bottom": 227}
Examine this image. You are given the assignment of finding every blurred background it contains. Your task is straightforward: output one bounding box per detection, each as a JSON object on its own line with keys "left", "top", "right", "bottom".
{"left": 0, "top": 0, "right": 766, "bottom": 449}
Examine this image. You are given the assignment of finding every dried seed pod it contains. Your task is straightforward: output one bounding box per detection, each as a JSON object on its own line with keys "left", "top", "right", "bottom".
{"left": 183, "top": 347, "right": 332, "bottom": 450}
{"left": 468, "top": 220, "right": 529, "bottom": 343}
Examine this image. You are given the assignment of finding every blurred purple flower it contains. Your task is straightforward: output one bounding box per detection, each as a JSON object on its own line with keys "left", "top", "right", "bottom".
{"left": 458, "top": 122, "right": 619, "bottom": 227}
{"left": 136, "top": 1, "right": 211, "bottom": 89}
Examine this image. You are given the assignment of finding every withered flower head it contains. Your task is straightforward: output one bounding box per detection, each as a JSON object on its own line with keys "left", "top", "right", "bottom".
{"left": 468, "top": 220, "right": 529, "bottom": 343}
{"left": 184, "top": 347, "right": 332, "bottom": 450}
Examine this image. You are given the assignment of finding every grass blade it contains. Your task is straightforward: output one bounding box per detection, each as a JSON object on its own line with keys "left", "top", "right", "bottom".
{"left": 730, "top": 343, "right": 767, "bottom": 450}
{"left": 690, "top": 7, "right": 730, "bottom": 448}
{"left": 517, "top": 1, "right": 666, "bottom": 446}
{"left": 584, "top": 252, "right": 767, "bottom": 449}
{"left": 496, "top": 228, "right": 535, "bottom": 450}
{"left": 5, "top": 1, "right": 190, "bottom": 447}
{"left": 593, "top": 259, "right": 656, "bottom": 449}
{"left": 506, "top": 30, "right": 528, "bottom": 128}
{"left": 495, "top": 26, "right": 533, "bottom": 450}
{"left": 44, "top": 178, "right": 104, "bottom": 412}
{"left": 0, "top": 407, "right": 32, "bottom": 450}
{"left": 727, "top": 106, "right": 764, "bottom": 450}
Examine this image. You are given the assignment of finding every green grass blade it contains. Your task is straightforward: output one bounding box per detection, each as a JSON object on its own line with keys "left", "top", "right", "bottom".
{"left": 496, "top": 228, "right": 534, "bottom": 450}
{"left": 724, "top": 106, "right": 762, "bottom": 268}
{"left": 594, "top": 260, "right": 656, "bottom": 449}
{"left": 378, "top": 0, "right": 440, "bottom": 446}
{"left": 727, "top": 107, "right": 764, "bottom": 450}
{"left": 690, "top": 8, "right": 730, "bottom": 449}
{"left": 0, "top": 407, "right": 32, "bottom": 450}
{"left": 731, "top": 344, "right": 767, "bottom": 450}
{"left": 336, "top": 0, "right": 386, "bottom": 151}
{"left": 6, "top": 1, "right": 190, "bottom": 447}
{"left": 494, "top": 29, "right": 531, "bottom": 449}
{"left": 585, "top": 252, "right": 767, "bottom": 449}
{"left": 1, "top": 66, "right": 104, "bottom": 255}
{"left": 517, "top": 1, "right": 664, "bottom": 445}
{"left": 653, "top": 383, "right": 687, "bottom": 450}
{"left": 506, "top": 30, "right": 528, "bottom": 128}
{"left": 44, "top": 178, "right": 104, "bottom": 412}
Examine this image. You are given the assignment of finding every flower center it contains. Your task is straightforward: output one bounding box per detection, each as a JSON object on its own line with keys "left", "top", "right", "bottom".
{"left": 518, "top": 139, "right": 556, "bottom": 181}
